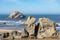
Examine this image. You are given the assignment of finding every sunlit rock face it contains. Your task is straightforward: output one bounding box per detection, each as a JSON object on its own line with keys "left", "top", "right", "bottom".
{"left": 25, "top": 16, "right": 36, "bottom": 37}
{"left": 25, "top": 17, "right": 58, "bottom": 38}
{"left": 37, "top": 18, "right": 58, "bottom": 38}
{"left": 8, "top": 11, "right": 25, "bottom": 19}
{"left": 25, "top": 16, "right": 36, "bottom": 27}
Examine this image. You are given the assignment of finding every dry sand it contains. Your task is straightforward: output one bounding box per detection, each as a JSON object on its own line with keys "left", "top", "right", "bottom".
{"left": 0, "top": 28, "right": 21, "bottom": 34}
{"left": 0, "top": 28, "right": 60, "bottom": 40}
{"left": 3, "top": 38, "right": 60, "bottom": 40}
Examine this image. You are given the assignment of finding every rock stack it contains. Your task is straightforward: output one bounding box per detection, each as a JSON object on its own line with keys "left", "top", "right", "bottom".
{"left": 25, "top": 16, "right": 36, "bottom": 37}
{"left": 37, "top": 18, "right": 57, "bottom": 38}
{"left": 8, "top": 12, "right": 59, "bottom": 39}
{"left": 25, "top": 17, "right": 58, "bottom": 38}
{"left": 8, "top": 11, "right": 25, "bottom": 19}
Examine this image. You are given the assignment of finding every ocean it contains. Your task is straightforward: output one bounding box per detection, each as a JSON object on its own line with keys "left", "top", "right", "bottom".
{"left": 0, "top": 14, "right": 60, "bottom": 31}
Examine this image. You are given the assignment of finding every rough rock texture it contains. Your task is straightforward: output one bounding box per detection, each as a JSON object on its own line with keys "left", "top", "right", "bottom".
{"left": 26, "top": 23, "right": 36, "bottom": 37}
{"left": 25, "top": 16, "right": 36, "bottom": 27}
{"left": 25, "top": 17, "right": 58, "bottom": 38}
{"left": 37, "top": 18, "right": 57, "bottom": 38}
{"left": 8, "top": 11, "right": 25, "bottom": 19}
{"left": 25, "top": 16, "right": 36, "bottom": 37}
{"left": 21, "top": 29, "right": 29, "bottom": 38}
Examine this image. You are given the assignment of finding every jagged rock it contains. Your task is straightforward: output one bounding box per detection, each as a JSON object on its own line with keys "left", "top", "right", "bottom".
{"left": 21, "top": 29, "right": 29, "bottom": 38}
{"left": 25, "top": 16, "right": 36, "bottom": 27}
{"left": 25, "top": 16, "right": 36, "bottom": 37}
{"left": 37, "top": 17, "right": 57, "bottom": 38}
{"left": 26, "top": 23, "right": 36, "bottom": 37}
{"left": 58, "top": 32, "right": 60, "bottom": 38}
{"left": 8, "top": 11, "right": 25, "bottom": 19}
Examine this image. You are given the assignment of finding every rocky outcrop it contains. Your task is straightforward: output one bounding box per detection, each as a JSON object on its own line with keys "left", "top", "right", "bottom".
{"left": 24, "top": 17, "right": 59, "bottom": 38}
{"left": 8, "top": 14, "right": 59, "bottom": 39}
{"left": 21, "top": 29, "right": 29, "bottom": 38}
{"left": 25, "top": 16, "right": 36, "bottom": 37}
{"left": 37, "top": 18, "right": 57, "bottom": 38}
{"left": 25, "top": 16, "right": 36, "bottom": 27}
{"left": 8, "top": 11, "right": 25, "bottom": 19}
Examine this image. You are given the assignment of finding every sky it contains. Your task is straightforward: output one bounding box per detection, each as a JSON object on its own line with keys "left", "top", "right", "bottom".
{"left": 0, "top": 0, "right": 60, "bottom": 14}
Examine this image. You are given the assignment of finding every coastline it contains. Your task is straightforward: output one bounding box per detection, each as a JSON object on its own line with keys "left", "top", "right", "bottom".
{"left": 0, "top": 14, "right": 60, "bottom": 40}
{"left": 0, "top": 28, "right": 22, "bottom": 34}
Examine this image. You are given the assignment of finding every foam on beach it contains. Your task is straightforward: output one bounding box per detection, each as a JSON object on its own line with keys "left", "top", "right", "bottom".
{"left": 0, "top": 20, "right": 24, "bottom": 25}
{"left": 0, "top": 20, "right": 60, "bottom": 31}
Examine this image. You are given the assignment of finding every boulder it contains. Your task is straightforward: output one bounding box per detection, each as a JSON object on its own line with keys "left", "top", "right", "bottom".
{"left": 8, "top": 11, "right": 25, "bottom": 19}
{"left": 21, "top": 29, "right": 29, "bottom": 38}
{"left": 26, "top": 23, "right": 36, "bottom": 37}
{"left": 37, "top": 17, "right": 57, "bottom": 38}
{"left": 25, "top": 16, "right": 36, "bottom": 37}
{"left": 58, "top": 32, "right": 60, "bottom": 38}
{"left": 25, "top": 16, "right": 36, "bottom": 27}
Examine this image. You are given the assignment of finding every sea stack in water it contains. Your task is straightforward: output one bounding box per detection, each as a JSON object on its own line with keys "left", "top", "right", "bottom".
{"left": 37, "top": 17, "right": 58, "bottom": 38}
{"left": 8, "top": 11, "right": 25, "bottom": 19}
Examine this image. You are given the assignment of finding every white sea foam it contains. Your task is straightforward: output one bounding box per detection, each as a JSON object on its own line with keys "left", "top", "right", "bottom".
{"left": 0, "top": 20, "right": 15, "bottom": 23}
{"left": 56, "top": 23, "right": 60, "bottom": 27}
{"left": 0, "top": 20, "right": 25, "bottom": 25}
{"left": 0, "top": 20, "right": 60, "bottom": 26}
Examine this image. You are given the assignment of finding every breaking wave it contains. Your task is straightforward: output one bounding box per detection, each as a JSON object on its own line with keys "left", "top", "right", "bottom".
{"left": 0, "top": 20, "right": 25, "bottom": 25}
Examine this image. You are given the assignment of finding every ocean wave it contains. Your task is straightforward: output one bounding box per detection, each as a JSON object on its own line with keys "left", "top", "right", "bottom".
{"left": 0, "top": 20, "right": 25, "bottom": 25}
{"left": 56, "top": 23, "right": 60, "bottom": 26}
{"left": 0, "top": 20, "right": 15, "bottom": 23}
{"left": 0, "top": 20, "right": 60, "bottom": 26}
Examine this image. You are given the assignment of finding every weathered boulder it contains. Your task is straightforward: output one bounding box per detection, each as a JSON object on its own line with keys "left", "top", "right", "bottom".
{"left": 11, "top": 31, "right": 22, "bottom": 38}
{"left": 8, "top": 11, "right": 25, "bottom": 19}
{"left": 26, "top": 23, "right": 36, "bottom": 37}
{"left": 25, "top": 16, "right": 36, "bottom": 37}
{"left": 37, "top": 17, "right": 57, "bottom": 38}
{"left": 58, "top": 32, "right": 60, "bottom": 38}
{"left": 21, "top": 29, "right": 29, "bottom": 38}
{"left": 25, "top": 16, "right": 36, "bottom": 27}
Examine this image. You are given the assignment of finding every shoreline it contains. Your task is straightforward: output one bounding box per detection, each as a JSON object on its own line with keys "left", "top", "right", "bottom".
{"left": 0, "top": 28, "right": 22, "bottom": 34}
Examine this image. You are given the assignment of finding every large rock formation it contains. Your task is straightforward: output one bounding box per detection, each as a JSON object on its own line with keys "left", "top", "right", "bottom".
{"left": 8, "top": 11, "right": 25, "bottom": 19}
{"left": 25, "top": 16, "right": 36, "bottom": 27}
{"left": 25, "top": 16, "right": 36, "bottom": 37}
{"left": 8, "top": 12, "right": 59, "bottom": 39}
{"left": 37, "top": 18, "right": 58, "bottom": 38}
{"left": 24, "top": 17, "right": 58, "bottom": 38}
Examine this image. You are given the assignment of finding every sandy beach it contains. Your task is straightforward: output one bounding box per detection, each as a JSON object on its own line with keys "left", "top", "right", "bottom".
{"left": 3, "top": 38, "right": 60, "bottom": 40}
{"left": 0, "top": 28, "right": 22, "bottom": 34}
{"left": 0, "top": 29, "right": 60, "bottom": 40}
